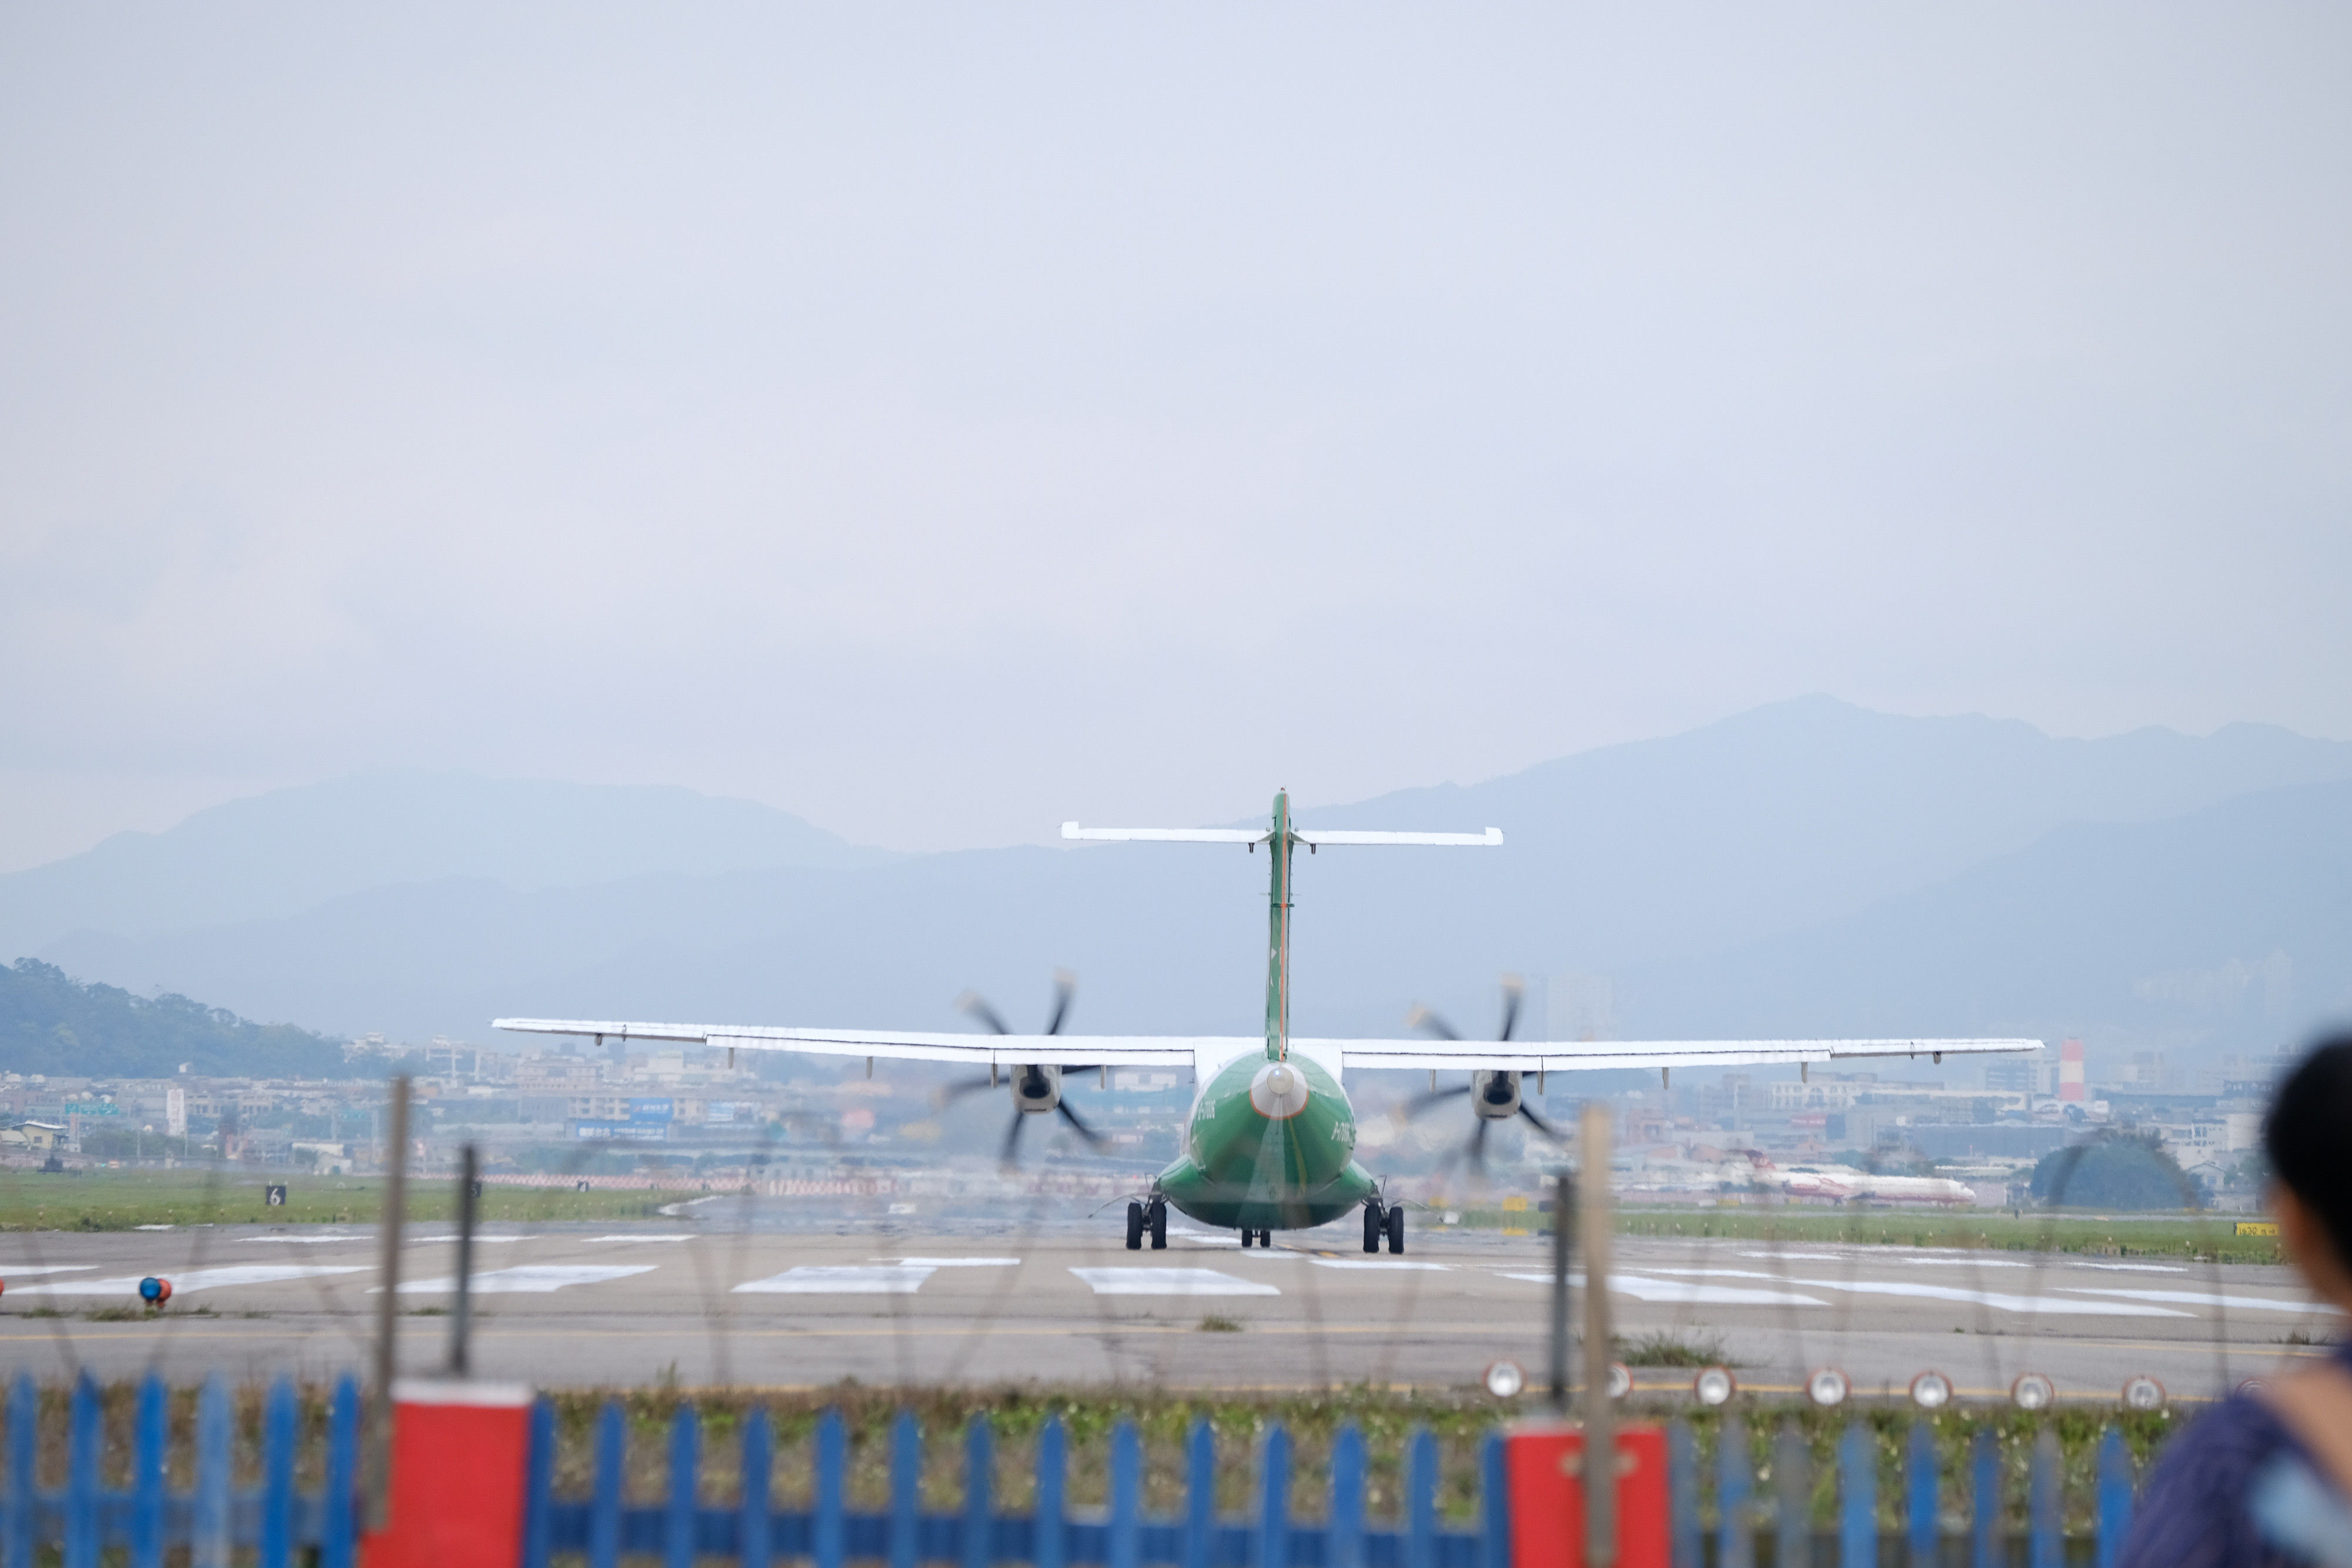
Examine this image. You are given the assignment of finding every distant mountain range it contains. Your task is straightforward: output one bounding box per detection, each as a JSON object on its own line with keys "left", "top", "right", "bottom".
{"left": 11, "top": 698, "right": 2352, "bottom": 1076}
{"left": 0, "top": 770, "right": 890, "bottom": 958}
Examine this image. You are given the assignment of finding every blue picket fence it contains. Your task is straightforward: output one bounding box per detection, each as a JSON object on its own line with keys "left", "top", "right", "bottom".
{"left": 0, "top": 1373, "right": 2144, "bottom": 1568}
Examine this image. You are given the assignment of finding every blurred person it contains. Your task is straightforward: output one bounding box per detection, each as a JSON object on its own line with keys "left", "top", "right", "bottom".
{"left": 2120, "top": 1036, "right": 2352, "bottom": 1568}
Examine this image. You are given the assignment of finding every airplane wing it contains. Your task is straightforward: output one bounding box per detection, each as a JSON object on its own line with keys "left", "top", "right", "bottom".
{"left": 496, "top": 1018, "right": 2037, "bottom": 1076}
{"left": 493, "top": 1018, "right": 1210, "bottom": 1068}
{"left": 1325, "top": 1037, "right": 2042, "bottom": 1072}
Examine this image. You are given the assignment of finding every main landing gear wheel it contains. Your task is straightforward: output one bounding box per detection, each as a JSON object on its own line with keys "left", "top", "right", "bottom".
{"left": 1149, "top": 1199, "right": 1168, "bottom": 1249}
{"left": 1125, "top": 1201, "right": 1145, "bottom": 1250}
{"left": 1363, "top": 1202, "right": 1385, "bottom": 1253}
{"left": 1385, "top": 1206, "right": 1405, "bottom": 1255}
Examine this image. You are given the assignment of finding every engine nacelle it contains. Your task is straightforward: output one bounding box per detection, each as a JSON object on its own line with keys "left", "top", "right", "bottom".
{"left": 1010, "top": 1064, "right": 1061, "bottom": 1114}
{"left": 1471, "top": 1069, "right": 1522, "bottom": 1121}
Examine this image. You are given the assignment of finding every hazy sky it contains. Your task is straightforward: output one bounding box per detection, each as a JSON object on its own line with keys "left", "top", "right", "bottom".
{"left": 3, "top": 4, "right": 2347, "bottom": 870}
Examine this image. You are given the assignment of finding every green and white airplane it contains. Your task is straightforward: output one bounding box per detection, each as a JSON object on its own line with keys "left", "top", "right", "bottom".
{"left": 496, "top": 791, "right": 2038, "bottom": 1254}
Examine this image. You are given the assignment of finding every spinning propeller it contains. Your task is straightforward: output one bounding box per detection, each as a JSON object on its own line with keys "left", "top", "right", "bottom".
{"left": 1395, "top": 975, "right": 1559, "bottom": 1175}
{"left": 938, "top": 970, "right": 1108, "bottom": 1167}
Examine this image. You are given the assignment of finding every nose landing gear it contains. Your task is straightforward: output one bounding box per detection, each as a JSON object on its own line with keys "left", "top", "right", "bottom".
{"left": 1125, "top": 1197, "right": 1170, "bottom": 1250}
{"left": 1364, "top": 1199, "right": 1405, "bottom": 1253}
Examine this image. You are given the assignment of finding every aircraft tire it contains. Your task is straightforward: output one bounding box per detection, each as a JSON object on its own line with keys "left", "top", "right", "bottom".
{"left": 1385, "top": 1207, "right": 1405, "bottom": 1254}
{"left": 1150, "top": 1201, "right": 1168, "bottom": 1249}
{"left": 1125, "top": 1201, "right": 1145, "bottom": 1250}
{"left": 1362, "top": 1203, "right": 1383, "bottom": 1253}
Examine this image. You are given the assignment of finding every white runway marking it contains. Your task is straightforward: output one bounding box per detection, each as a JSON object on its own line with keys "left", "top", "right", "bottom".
{"left": 1310, "top": 1260, "right": 1451, "bottom": 1271}
{"left": 1783, "top": 1276, "right": 2189, "bottom": 1316}
{"left": 2058, "top": 1287, "right": 2334, "bottom": 1315}
{"left": 0, "top": 1265, "right": 98, "bottom": 1278}
{"left": 1737, "top": 1251, "right": 2034, "bottom": 1269}
{"left": 2076, "top": 1262, "right": 2189, "bottom": 1273}
{"left": 1165, "top": 1230, "right": 1241, "bottom": 1246}
{"left": 394, "top": 1265, "right": 656, "bottom": 1295}
{"left": 595, "top": 1235, "right": 696, "bottom": 1243}
{"left": 14, "top": 1265, "right": 369, "bottom": 1296}
{"left": 1070, "top": 1268, "right": 1279, "bottom": 1297}
{"left": 735, "top": 1266, "right": 937, "bottom": 1295}
{"left": 245, "top": 1235, "right": 369, "bottom": 1244}
{"left": 405, "top": 1235, "right": 530, "bottom": 1245}
{"left": 1508, "top": 1272, "right": 1826, "bottom": 1306}
{"left": 1623, "top": 1264, "right": 2194, "bottom": 1316}
{"left": 871, "top": 1258, "right": 1020, "bottom": 1267}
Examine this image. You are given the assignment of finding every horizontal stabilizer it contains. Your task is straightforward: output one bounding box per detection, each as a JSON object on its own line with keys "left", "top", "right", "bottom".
{"left": 1061, "top": 824, "right": 1265, "bottom": 843}
{"left": 1061, "top": 823, "right": 1501, "bottom": 846}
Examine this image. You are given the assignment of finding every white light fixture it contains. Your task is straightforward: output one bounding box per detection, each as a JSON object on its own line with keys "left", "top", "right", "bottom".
{"left": 2122, "top": 1376, "right": 2166, "bottom": 1412}
{"left": 1909, "top": 1371, "right": 1953, "bottom": 1410}
{"left": 2011, "top": 1373, "right": 2056, "bottom": 1412}
{"left": 1484, "top": 1359, "right": 1525, "bottom": 1399}
{"left": 1806, "top": 1368, "right": 1850, "bottom": 1408}
{"left": 1693, "top": 1366, "right": 1737, "bottom": 1407}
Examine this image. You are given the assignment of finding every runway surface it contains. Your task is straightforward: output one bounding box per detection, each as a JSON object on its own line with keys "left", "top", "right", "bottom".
{"left": 1, "top": 1208, "right": 2334, "bottom": 1400}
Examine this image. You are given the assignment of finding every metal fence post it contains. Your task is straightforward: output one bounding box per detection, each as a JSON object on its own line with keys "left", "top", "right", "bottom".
{"left": 1906, "top": 1421, "right": 1937, "bottom": 1568}
{"left": 261, "top": 1378, "right": 297, "bottom": 1568}
{"left": 367, "top": 1075, "right": 412, "bottom": 1532}
{"left": 741, "top": 1409, "right": 773, "bottom": 1568}
{"left": 961, "top": 1416, "right": 991, "bottom": 1568}
{"left": 1970, "top": 1427, "right": 1999, "bottom": 1568}
{"left": 194, "top": 1375, "right": 231, "bottom": 1568}
{"left": 520, "top": 1398, "right": 554, "bottom": 1568}
{"left": 1187, "top": 1420, "right": 1217, "bottom": 1568}
{"left": 1774, "top": 1422, "right": 1811, "bottom": 1568}
{"left": 815, "top": 1410, "right": 846, "bottom": 1568}
{"left": 1718, "top": 1415, "right": 1753, "bottom": 1568}
{"left": 1259, "top": 1425, "right": 1291, "bottom": 1568}
{"left": 2094, "top": 1427, "right": 2133, "bottom": 1568}
{"left": 2029, "top": 1430, "right": 2060, "bottom": 1568}
{"left": 1839, "top": 1422, "right": 1876, "bottom": 1568}
{"left": 1667, "top": 1419, "right": 1700, "bottom": 1568}
{"left": 1035, "top": 1416, "right": 1065, "bottom": 1568}
{"left": 1406, "top": 1428, "right": 1438, "bottom": 1568}
{"left": 1110, "top": 1423, "right": 1142, "bottom": 1568}
{"left": 1480, "top": 1432, "right": 1509, "bottom": 1568}
{"left": 65, "top": 1377, "right": 98, "bottom": 1568}
{"left": 4, "top": 1375, "right": 33, "bottom": 1568}
{"left": 891, "top": 1412, "right": 920, "bottom": 1568}
{"left": 666, "top": 1406, "right": 700, "bottom": 1568}
{"left": 1329, "top": 1425, "right": 1364, "bottom": 1568}
{"left": 589, "top": 1401, "right": 624, "bottom": 1568}
{"left": 132, "top": 1375, "right": 168, "bottom": 1568}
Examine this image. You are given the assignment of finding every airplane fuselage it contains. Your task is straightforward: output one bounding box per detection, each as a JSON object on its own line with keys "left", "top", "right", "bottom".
{"left": 1151, "top": 1049, "right": 1378, "bottom": 1230}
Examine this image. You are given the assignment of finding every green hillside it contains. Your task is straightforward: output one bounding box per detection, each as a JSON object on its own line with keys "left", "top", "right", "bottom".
{"left": 0, "top": 959, "right": 356, "bottom": 1079}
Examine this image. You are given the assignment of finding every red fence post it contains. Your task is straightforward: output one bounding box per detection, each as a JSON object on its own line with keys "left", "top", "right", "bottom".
{"left": 1506, "top": 1422, "right": 1671, "bottom": 1568}
{"left": 360, "top": 1380, "right": 536, "bottom": 1568}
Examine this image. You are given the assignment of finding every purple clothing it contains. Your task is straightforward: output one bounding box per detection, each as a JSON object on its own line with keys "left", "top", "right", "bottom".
{"left": 2118, "top": 1346, "right": 2352, "bottom": 1568}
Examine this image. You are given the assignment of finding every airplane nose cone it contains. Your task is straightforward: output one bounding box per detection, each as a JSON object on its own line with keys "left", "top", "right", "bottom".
{"left": 1249, "top": 1061, "right": 1312, "bottom": 1119}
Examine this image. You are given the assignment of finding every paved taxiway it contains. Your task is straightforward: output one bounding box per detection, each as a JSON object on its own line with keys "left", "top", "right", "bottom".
{"left": 1, "top": 1213, "right": 2332, "bottom": 1399}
